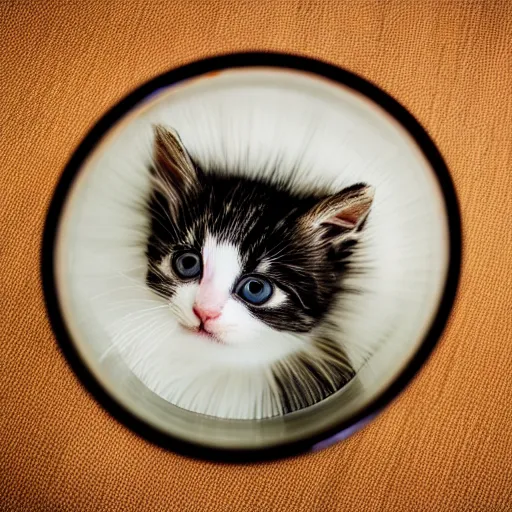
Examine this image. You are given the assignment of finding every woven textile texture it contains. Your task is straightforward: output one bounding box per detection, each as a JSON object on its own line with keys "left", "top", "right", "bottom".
{"left": 1, "top": 1, "right": 511, "bottom": 510}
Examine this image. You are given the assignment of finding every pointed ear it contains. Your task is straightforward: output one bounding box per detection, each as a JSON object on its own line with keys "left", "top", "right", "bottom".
{"left": 304, "top": 183, "right": 375, "bottom": 243}
{"left": 151, "top": 125, "right": 200, "bottom": 198}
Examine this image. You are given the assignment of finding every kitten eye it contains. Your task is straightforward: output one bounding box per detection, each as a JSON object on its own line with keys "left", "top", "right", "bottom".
{"left": 173, "top": 251, "right": 202, "bottom": 279}
{"left": 236, "top": 276, "right": 273, "bottom": 305}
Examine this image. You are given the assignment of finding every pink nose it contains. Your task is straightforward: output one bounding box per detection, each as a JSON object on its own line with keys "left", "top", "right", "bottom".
{"left": 193, "top": 305, "right": 221, "bottom": 323}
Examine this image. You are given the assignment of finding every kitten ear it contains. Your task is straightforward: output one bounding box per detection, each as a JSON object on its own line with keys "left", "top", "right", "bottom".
{"left": 305, "top": 183, "right": 375, "bottom": 242}
{"left": 151, "top": 125, "right": 199, "bottom": 196}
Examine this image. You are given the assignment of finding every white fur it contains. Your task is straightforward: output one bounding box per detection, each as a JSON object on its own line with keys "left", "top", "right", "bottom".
{"left": 196, "top": 235, "right": 240, "bottom": 313}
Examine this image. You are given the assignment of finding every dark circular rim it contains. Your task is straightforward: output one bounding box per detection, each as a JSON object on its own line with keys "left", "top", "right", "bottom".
{"left": 41, "top": 52, "right": 462, "bottom": 463}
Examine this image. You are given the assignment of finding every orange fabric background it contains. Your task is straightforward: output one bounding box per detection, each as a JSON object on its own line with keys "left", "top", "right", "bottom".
{"left": 1, "top": 1, "right": 512, "bottom": 510}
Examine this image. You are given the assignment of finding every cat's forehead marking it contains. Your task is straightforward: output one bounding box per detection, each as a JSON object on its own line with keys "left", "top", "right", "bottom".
{"left": 202, "top": 234, "right": 241, "bottom": 289}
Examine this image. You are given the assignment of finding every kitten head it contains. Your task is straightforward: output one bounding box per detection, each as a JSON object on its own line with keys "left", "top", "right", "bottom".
{"left": 145, "top": 125, "right": 374, "bottom": 362}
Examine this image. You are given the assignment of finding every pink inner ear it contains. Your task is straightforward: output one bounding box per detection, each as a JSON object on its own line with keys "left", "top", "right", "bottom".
{"left": 324, "top": 215, "right": 358, "bottom": 230}
{"left": 322, "top": 217, "right": 356, "bottom": 229}
{"left": 317, "top": 184, "right": 375, "bottom": 231}
{"left": 324, "top": 204, "right": 369, "bottom": 230}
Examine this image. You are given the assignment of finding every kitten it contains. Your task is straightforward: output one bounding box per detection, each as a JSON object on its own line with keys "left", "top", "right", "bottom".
{"left": 144, "top": 125, "right": 374, "bottom": 418}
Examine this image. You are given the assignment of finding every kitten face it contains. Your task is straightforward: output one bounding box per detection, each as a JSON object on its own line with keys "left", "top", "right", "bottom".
{"left": 148, "top": 235, "right": 301, "bottom": 362}
{"left": 146, "top": 126, "right": 374, "bottom": 360}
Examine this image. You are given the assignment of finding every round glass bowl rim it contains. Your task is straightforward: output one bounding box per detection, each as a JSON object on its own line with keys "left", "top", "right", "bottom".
{"left": 41, "top": 52, "right": 462, "bottom": 463}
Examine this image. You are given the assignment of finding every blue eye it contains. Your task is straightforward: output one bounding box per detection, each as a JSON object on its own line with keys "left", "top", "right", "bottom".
{"left": 173, "top": 251, "right": 201, "bottom": 279}
{"left": 236, "top": 276, "right": 273, "bottom": 305}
